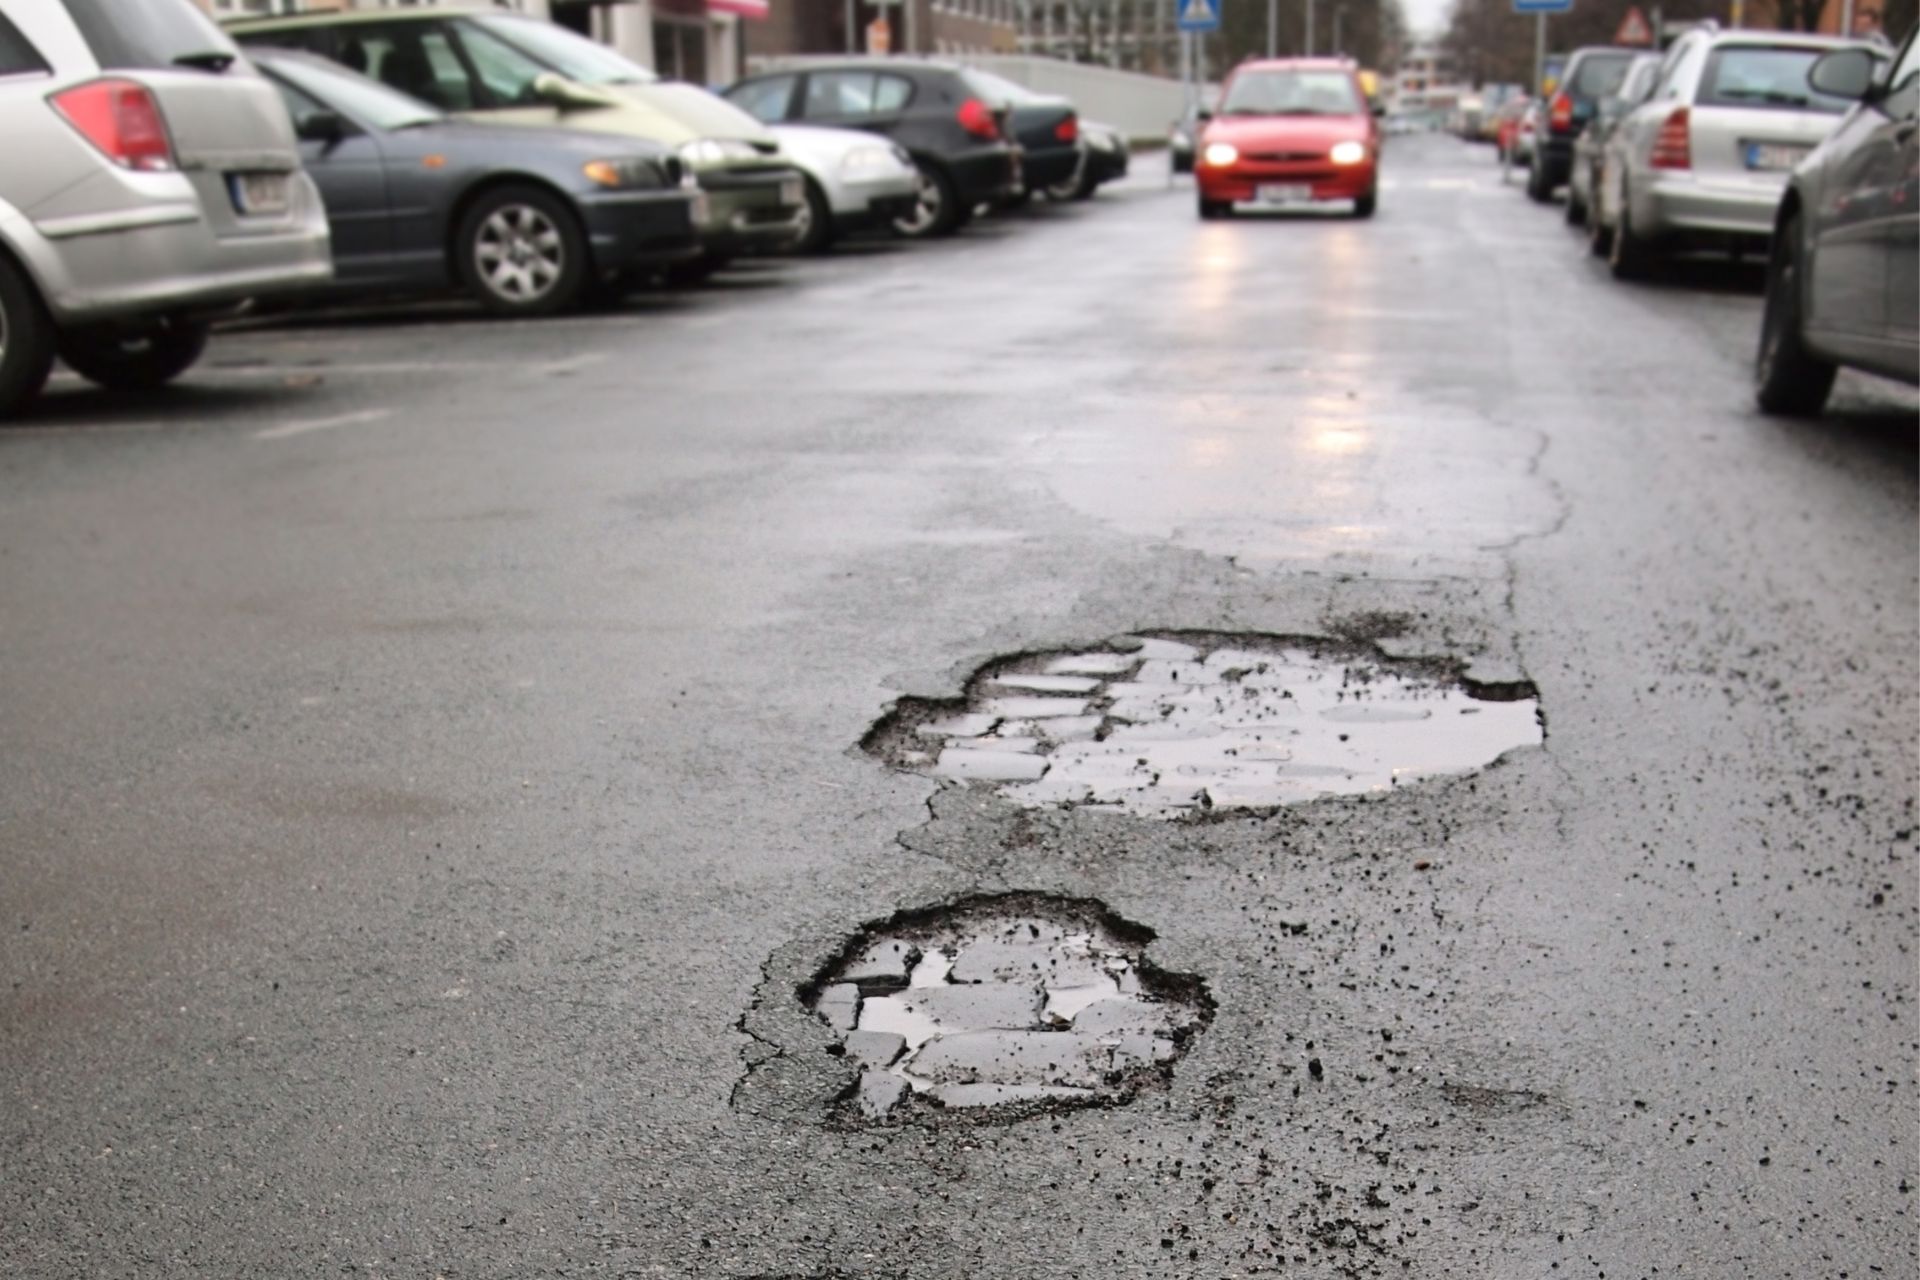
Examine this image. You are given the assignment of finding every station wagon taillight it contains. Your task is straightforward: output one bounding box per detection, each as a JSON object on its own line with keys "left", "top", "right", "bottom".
{"left": 1549, "top": 91, "right": 1573, "bottom": 132}
{"left": 50, "top": 79, "right": 174, "bottom": 172}
{"left": 1650, "top": 106, "right": 1691, "bottom": 170}
{"left": 1055, "top": 114, "right": 1078, "bottom": 142}
{"left": 957, "top": 97, "right": 999, "bottom": 140}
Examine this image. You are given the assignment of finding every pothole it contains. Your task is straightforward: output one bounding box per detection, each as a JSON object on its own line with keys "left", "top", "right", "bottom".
{"left": 863, "top": 632, "right": 1542, "bottom": 817}
{"left": 804, "top": 894, "right": 1211, "bottom": 1120}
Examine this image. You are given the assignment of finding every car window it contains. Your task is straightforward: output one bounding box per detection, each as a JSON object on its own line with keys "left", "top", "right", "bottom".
{"left": 0, "top": 11, "right": 48, "bottom": 77}
{"left": 1700, "top": 46, "right": 1855, "bottom": 113}
{"left": 804, "top": 70, "right": 888, "bottom": 118}
{"left": 337, "top": 25, "right": 475, "bottom": 111}
{"left": 1571, "top": 52, "right": 1635, "bottom": 98}
{"left": 61, "top": 0, "right": 241, "bottom": 71}
{"left": 1884, "top": 31, "right": 1918, "bottom": 117}
{"left": 874, "top": 73, "right": 913, "bottom": 112}
{"left": 1220, "top": 69, "right": 1363, "bottom": 116}
{"left": 467, "top": 14, "right": 655, "bottom": 86}
{"left": 266, "top": 54, "right": 442, "bottom": 130}
{"left": 727, "top": 74, "right": 797, "bottom": 122}
{"left": 451, "top": 20, "right": 550, "bottom": 108}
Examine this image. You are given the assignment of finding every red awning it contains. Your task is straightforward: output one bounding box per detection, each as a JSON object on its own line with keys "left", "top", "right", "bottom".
{"left": 706, "top": 0, "right": 769, "bottom": 18}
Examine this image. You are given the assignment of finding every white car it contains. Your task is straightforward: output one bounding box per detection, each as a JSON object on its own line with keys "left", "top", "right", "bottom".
{"left": 767, "top": 123, "right": 920, "bottom": 254}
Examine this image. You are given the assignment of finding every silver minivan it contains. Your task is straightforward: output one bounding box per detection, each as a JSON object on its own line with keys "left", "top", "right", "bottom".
{"left": 0, "top": 0, "right": 331, "bottom": 417}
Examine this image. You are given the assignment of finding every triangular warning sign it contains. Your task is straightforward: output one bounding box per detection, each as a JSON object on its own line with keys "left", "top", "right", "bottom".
{"left": 1616, "top": 6, "right": 1654, "bottom": 45}
{"left": 1181, "top": 0, "right": 1217, "bottom": 23}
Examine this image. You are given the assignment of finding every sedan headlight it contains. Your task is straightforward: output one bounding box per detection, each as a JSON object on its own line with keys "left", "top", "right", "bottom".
{"left": 582, "top": 157, "right": 664, "bottom": 189}
{"left": 1330, "top": 140, "right": 1368, "bottom": 165}
{"left": 839, "top": 145, "right": 905, "bottom": 176}
{"left": 1203, "top": 141, "right": 1239, "bottom": 167}
{"left": 678, "top": 138, "right": 758, "bottom": 169}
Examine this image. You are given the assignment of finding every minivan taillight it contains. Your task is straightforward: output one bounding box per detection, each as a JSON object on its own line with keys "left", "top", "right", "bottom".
{"left": 1549, "top": 91, "right": 1573, "bottom": 132}
{"left": 51, "top": 79, "right": 174, "bottom": 172}
{"left": 1650, "top": 106, "right": 1690, "bottom": 170}
{"left": 1055, "top": 114, "right": 1078, "bottom": 143}
{"left": 956, "top": 97, "right": 999, "bottom": 140}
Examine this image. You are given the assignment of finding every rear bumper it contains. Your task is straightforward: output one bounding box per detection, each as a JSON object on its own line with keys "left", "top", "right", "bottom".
{"left": 6, "top": 173, "right": 332, "bottom": 325}
{"left": 1086, "top": 146, "right": 1129, "bottom": 185}
{"left": 1020, "top": 144, "right": 1080, "bottom": 191}
{"left": 1196, "top": 162, "right": 1376, "bottom": 204}
{"left": 945, "top": 145, "right": 1023, "bottom": 206}
{"left": 576, "top": 189, "right": 705, "bottom": 268}
{"left": 695, "top": 166, "right": 806, "bottom": 252}
{"left": 1634, "top": 170, "right": 1785, "bottom": 240}
{"left": 1536, "top": 134, "right": 1575, "bottom": 176}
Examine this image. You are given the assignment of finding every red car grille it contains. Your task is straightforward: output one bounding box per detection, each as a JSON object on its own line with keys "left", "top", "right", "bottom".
{"left": 1244, "top": 150, "right": 1326, "bottom": 162}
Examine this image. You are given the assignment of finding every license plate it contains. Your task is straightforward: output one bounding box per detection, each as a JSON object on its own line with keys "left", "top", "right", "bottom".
{"left": 779, "top": 176, "right": 803, "bottom": 207}
{"left": 230, "top": 171, "right": 289, "bottom": 216}
{"left": 1256, "top": 183, "right": 1314, "bottom": 205}
{"left": 1745, "top": 143, "right": 1809, "bottom": 172}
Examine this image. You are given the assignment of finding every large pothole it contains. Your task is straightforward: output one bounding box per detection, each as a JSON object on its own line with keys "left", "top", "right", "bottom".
{"left": 863, "top": 633, "right": 1541, "bottom": 817}
{"left": 804, "top": 894, "right": 1211, "bottom": 1120}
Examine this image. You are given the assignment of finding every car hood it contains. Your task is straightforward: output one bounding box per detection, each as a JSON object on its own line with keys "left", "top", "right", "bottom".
{"left": 1201, "top": 115, "right": 1370, "bottom": 151}
{"left": 609, "top": 81, "right": 776, "bottom": 145}
{"left": 385, "top": 119, "right": 673, "bottom": 164}
{"left": 770, "top": 122, "right": 900, "bottom": 161}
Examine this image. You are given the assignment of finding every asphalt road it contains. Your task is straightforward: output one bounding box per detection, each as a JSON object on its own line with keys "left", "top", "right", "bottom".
{"left": 2, "top": 133, "right": 1915, "bottom": 1279}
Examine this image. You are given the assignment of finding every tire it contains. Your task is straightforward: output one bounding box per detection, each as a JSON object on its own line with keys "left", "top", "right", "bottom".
{"left": 1755, "top": 212, "right": 1837, "bottom": 417}
{"left": 1587, "top": 202, "right": 1612, "bottom": 257}
{"left": 1353, "top": 191, "right": 1377, "bottom": 219}
{"left": 892, "top": 160, "right": 961, "bottom": 238}
{"left": 1526, "top": 152, "right": 1554, "bottom": 203}
{"left": 1198, "top": 197, "right": 1232, "bottom": 220}
{"left": 58, "top": 318, "right": 207, "bottom": 392}
{"left": 1608, "top": 187, "right": 1657, "bottom": 281}
{"left": 1044, "top": 164, "right": 1091, "bottom": 202}
{"left": 454, "top": 184, "right": 590, "bottom": 316}
{"left": 790, "top": 178, "right": 835, "bottom": 255}
{"left": 0, "top": 253, "right": 56, "bottom": 419}
{"left": 1564, "top": 181, "right": 1586, "bottom": 226}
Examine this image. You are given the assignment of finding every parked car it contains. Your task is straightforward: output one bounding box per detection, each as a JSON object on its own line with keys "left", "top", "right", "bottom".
{"left": 227, "top": 8, "right": 804, "bottom": 279}
{"left": 1524, "top": 45, "right": 1641, "bottom": 202}
{"left": 953, "top": 66, "right": 1081, "bottom": 202}
{"left": 1593, "top": 23, "right": 1882, "bottom": 280}
{"left": 1493, "top": 94, "right": 1534, "bottom": 167}
{"left": 1569, "top": 51, "right": 1662, "bottom": 228}
{"left": 0, "top": 0, "right": 331, "bottom": 418}
{"left": 1046, "top": 119, "right": 1129, "bottom": 201}
{"left": 253, "top": 49, "right": 701, "bottom": 315}
{"left": 1754, "top": 34, "right": 1918, "bottom": 415}
{"left": 1170, "top": 101, "right": 1202, "bottom": 173}
{"left": 723, "top": 60, "right": 1022, "bottom": 238}
{"left": 1194, "top": 57, "right": 1380, "bottom": 219}
{"left": 754, "top": 123, "right": 920, "bottom": 253}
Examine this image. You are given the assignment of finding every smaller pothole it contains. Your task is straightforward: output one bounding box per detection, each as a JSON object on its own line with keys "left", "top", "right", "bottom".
{"left": 862, "top": 632, "right": 1543, "bottom": 818}
{"left": 804, "top": 895, "right": 1211, "bottom": 1121}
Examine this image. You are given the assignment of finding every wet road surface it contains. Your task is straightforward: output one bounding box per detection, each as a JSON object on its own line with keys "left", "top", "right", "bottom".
{"left": 2, "top": 133, "right": 1915, "bottom": 1278}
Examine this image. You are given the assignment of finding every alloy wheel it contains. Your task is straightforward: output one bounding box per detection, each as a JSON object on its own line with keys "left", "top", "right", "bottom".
{"left": 896, "top": 169, "right": 942, "bottom": 236}
{"left": 475, "top": 204, "right": 565, "bottom": 304}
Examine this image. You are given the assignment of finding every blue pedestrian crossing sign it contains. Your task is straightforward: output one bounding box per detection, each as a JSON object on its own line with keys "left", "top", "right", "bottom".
{"left": 1511, "top": 0, "right": 1572, "bottom": 12}
{"left": 1177, "top": 0, "right": 1221, "bottom": 32}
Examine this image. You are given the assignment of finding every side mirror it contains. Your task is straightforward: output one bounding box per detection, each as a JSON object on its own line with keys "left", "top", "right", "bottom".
{"left": 530, "top": 71, "right": 613, "bottom": 111}
{"left": 1807, "top": 46, "right": 1877, "bottom": 101}
{"left": 296, "top": 110, "right": 344, "bottom": 144}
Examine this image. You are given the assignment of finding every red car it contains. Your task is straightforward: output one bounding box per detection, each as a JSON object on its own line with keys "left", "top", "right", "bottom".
{"left": 1194, "top": 58, "right": 1380, "bottom": 219}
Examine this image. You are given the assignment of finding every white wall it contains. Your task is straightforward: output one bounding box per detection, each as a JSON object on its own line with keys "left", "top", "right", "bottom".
{"left": 959, "top": 55, "right": 1214, "bottom": 142}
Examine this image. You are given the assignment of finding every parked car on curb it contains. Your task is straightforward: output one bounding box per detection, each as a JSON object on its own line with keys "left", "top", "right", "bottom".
{"left": 952, "top": 66, "right": 1081, "bottom": 202}
{"left": 0, "top": 0, "right": 331, "bottom": 418}
{"left": 1754, "top": 33, "right": 1918, "bottom": 415}
{"left": 1569, "top": 51, "right": 1662, "bottom": 227}
{"left": 1524, "top": 45, "right": 1641, "bottom": 202}
{"left": 1493, "top": 94, "right": 1534, "bottom": 167}
{"left": 227, "top": 8, "right": 805, "bottom": 280}
{"left": 1046, "top": 119, "right": 1129, "bottom": 201}
{"left": 1194, "top": 58, "right": 1380, "bottom": 219}
{"left": 254, "top": 49, "right": 702, "bottom": 315}
{"left": 723, "top": 59, "right": 1022, "bottom": 238}
{"left": 751, "top": 122, "right": 921, "bottom": 253}
{"left": 1592, "top": 23, "right": 1884, "bottom": 280}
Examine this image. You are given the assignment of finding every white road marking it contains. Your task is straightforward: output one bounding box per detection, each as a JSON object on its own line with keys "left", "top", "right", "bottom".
{"left": 2, "top": 420, "right": 165, "bottom": 437}
{"left": 539, "top": 352, "right": 606, "bottom": 376}
{"left": 253, "top": 408, "right": 391, "bottom": 441}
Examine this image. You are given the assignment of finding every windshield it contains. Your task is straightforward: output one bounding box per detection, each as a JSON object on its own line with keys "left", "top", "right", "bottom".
{"left": 64, "top": 0, "right": 241, "bottom": 71}
{"left": 1220, "top": 69, "right": 1363, "bottom": 116}
{"left": 265, "top": 53, "right": 441, "bottom": 130}
{"left": 469, "top": 14, "right": 657, "bottom": 86}
{"left": 1700, "top": 46, "right": 1857, "bottom": 112}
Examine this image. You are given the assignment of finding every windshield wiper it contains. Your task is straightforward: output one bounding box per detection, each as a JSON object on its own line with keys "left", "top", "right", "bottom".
{"left": 174, "top": 50, "right": 235, "bottom": 73}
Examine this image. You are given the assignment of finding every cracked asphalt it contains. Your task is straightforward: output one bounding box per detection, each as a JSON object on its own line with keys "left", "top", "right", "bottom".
{"left": 2, "top": 135, "right": 1915, "bottom": 1278}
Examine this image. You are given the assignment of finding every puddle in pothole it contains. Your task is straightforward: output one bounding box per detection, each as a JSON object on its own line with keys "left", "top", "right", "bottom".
{"left": 864, "top": 633, "right": 1542, "bottom": 818}
{"left": 806, "top": 896, "right": 1210, "bottom": 1119}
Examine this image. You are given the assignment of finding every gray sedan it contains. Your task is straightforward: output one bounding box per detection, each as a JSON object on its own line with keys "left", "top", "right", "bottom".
{"left": 254, "top": 49, "right": 703, "bottom": 315}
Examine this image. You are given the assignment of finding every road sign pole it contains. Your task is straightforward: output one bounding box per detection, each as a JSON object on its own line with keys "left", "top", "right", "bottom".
{"left": 1533, "top": 11, "right": 1545, "bottom": 93}
{"left": 1266, "top": 0, "right": 1276, "bottom": 56}
{"left": 1305, "top": 0, "right": 1314, "bottom": 55}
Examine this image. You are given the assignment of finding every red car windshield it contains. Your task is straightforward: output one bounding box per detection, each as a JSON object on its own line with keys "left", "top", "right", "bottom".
{"left": 1220, "top": 69, "right": 1362, "bottom": 117}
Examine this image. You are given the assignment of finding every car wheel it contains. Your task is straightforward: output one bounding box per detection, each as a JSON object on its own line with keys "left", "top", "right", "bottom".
{"left": 1526, "top": 152, "right": 1553, "bottom": 203}
{"left": 1587, "top": 200, "right": 1612, "bottom": 257}
{"left": 1044, "top": 165, "right": 1089, "bottom": 202}
{"left": 455, "top": 185, "right": 589, "bottom": 317}
{"left": 1564, "top": 181, "right": 1586, "bottom": 226}
{"left": 1754, "top": 211, "right": 1837, "bottom": 417}
{"left": 1607, "top": 187, "right": 1656, "bottom": 280}
{"left": 1198, "top": 197, "right": 1232, "bottom": 220}
{"left": 1353, "top": 190, "right": 1377, "bottom": 219}
{"left": 790, "top": 178, "right": 835, "bottom": 255}
{"left": 58, "top": 318, "right": 208, "bottom": 392}
{"left": 893, "top": 161, "right": 960, "bottom": 238}
{"left": 0, "top": 253, "right": 56, "bottom": 419}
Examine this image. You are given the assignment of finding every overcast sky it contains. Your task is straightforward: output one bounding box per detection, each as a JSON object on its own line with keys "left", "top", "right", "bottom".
{"left": 1399, "top": 0, "right": 1451, "bottom": 39}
